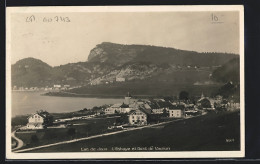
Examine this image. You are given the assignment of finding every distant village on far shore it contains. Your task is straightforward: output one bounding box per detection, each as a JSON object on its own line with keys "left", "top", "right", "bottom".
{"left": 12, "top": 77, "right": 128, "bottom": 92}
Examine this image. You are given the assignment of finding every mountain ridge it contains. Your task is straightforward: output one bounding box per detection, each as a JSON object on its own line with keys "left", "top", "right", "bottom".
{"left": 11, "top": 42, "right": 239, "bottom": 88}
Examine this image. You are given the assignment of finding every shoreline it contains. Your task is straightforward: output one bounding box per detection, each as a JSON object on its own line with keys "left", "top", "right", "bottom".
{"left": 43, "top": 91, "right": 157, "bottom": 99}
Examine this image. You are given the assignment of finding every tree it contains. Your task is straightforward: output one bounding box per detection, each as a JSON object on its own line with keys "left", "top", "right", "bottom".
{"left": 115, "top": 114, "right": 128, "bottom": 125}
{"left": 162, "top": 109, "right": 168, "bottom": 117}
{"left": 200, "top": 98, "right": 211, "bottom": 108}
{"left": 179, "top": 91, "right": 189, "bottom": 100}
{"left": 37, "top": 110, "right": 53, "bottom": 126}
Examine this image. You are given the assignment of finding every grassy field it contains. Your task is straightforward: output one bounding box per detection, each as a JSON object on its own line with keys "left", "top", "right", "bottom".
{"left": 15, "top": 117, "right": 118, "bottom": 149}
{"left": 26, "top": 111, "right": 240, "bottom": 152}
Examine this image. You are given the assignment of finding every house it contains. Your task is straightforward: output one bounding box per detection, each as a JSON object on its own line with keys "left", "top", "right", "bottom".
{"left": 169, "top": 109, "right": 184, "bottom": 118}
{"left": 116, "top": 77, "right": 125, "bottom": 82}
{"left": 104, "top": 103, "right": 122, "bottom": 114}
{"left": 53, "top": 84, "right": 62, "bottom": 91}
{"left": 128, "top": 109, "right": 147, "bottom": 125}
{"left": 26, "top": 111, "right": 53, "bottom": 129}
{"left": 157, "top": 101, "right": 174, "bottom": 111}
{"left": 149, "top": 101, "right": 162, "bottom": 114}
{"left": 53, "top": 84, "right": 61, "bottom": 88}
{"left": 64, "top": 85, "right": 70, "bottom": 88}
{"left": 149, "top": 101, "right": 173, "bottom": 114}
{"left": 169, "top": 106, "right": 185, "bottom": 118}
{"left": 120, "top": 103, "right": 132, "bottom": 113}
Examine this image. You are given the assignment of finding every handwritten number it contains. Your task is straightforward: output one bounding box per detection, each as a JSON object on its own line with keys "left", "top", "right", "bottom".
{"left": 65, "top": 17, "right": 71, "bottom": 22}
{"left": 26, "top": 15, "right": 35, "bottom": 22}
{"left": 211, "top": 14, "right": 218, "bottom": 21}
{"left": 54, "top": 16, "right": 59, "bottom": 22}
{"left": 26, "top": 15, "right": 70, "bottom": 23}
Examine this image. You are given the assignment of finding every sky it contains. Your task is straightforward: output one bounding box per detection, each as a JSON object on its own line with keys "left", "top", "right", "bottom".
{"left": 10, "top": 11, "right": 240, "bottom": 66}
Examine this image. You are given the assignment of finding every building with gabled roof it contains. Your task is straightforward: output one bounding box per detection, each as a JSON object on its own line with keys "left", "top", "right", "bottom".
{"left": 128, "top": 108, "right": 147, "bottom": 125}
{"left": 26, "top": 111, "right": 53, "bottom": 129}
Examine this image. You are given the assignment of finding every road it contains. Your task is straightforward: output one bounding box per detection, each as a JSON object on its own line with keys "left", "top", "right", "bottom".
{"left": 11, "top": 130, "right": 24, "bottom": 151}
{"left": 13, "top": 117, "right": 191, "bottom": 153}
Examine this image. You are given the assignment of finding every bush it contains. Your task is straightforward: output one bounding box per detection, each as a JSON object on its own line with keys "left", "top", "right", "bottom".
{"left": 179, "top": 91, "right": 189, "bottom": 100}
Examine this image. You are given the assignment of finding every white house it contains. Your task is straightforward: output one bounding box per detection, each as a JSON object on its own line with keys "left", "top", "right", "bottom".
{"left": 26, "top": 111, "right": 53, "bottom": 129}
{"left": 128, "top": 109, "right": 147, "bottom": 125}
{"left": 53, "top": 84, "right": 61, "bottom": 88}
{"left": 26, "top": 113, "right": 45, "bottom": 129}
{"left": 169, "top": 108, "right": 184, "bottom": 118}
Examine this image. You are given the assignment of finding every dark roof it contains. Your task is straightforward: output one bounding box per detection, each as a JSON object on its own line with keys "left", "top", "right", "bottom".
{"left": 169, "top": 105, "right": 185, "bottom": 110}
{"left": 120, "top": 103, "right": 129, "bottom": 108}
{"left": 28, "top": 112, "right": 47, "bottom": 119}
{"left": 129, "top": 110, "right": 136, "bottom": 115}
{"left": 157, "top": 101, "right": 174, "bottom": 108}
{"left": 139, "top": 107, "right": 152, "bottom": 115}
{"left": 149, "top": 101, "right": 160, "bottom": 109}
{"left": 129, "top": 109, "right": 148, "bottom": 115}
{"left": 129, "top": 108, "right": 152, "bottom": 115}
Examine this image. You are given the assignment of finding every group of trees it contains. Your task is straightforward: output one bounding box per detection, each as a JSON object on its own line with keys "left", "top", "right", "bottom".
{"left": 115, "top": 114, "right": 129, "bottom": 125}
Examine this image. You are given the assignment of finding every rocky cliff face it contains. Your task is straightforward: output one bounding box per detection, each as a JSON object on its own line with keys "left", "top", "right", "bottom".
{"left": 88, "top": 42, "right": 143, "bottom": 66}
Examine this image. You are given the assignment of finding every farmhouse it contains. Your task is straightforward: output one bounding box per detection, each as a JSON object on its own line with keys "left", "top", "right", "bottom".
{"left": 128, "top": 109, "right": 147, "bottom": 125}
{"left": 26, "top": 111, "right": 53, "bottom": 129}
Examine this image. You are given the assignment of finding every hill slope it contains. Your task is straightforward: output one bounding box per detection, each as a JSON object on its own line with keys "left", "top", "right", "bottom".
{"left": 211, "top": 58, "right": 240, "bottom": 84}
{"left": 11, "top": 58, "right": 53, "bottom": 87}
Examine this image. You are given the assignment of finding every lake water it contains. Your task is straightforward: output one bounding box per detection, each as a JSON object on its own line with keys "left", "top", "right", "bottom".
{"left": 11, "top": 91, "right": 124, "bottom": 117}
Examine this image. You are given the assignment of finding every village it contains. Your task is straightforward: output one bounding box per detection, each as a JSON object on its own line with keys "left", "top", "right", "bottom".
{"left": 12, "top": 77, "right": 128, "bottom": 92}
{"left": 11, "top": 91, "right": 240, "bottom": 151}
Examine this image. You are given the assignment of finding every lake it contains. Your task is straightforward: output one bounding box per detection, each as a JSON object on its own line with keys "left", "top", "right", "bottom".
{"left": 11, "top": 91, "right": 124, "bottom": 117}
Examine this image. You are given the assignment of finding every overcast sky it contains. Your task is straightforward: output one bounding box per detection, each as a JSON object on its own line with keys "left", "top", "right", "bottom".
{"left": 10, "top": 11, "right": 240, "bottom": 66}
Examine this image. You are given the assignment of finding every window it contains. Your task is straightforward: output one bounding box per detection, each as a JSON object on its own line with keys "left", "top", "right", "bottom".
{"left": 132, "top": 116, "right": 134, "bottom": 119}
{"left": 141, "top": 116, "right": 144, "bottom": 119}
